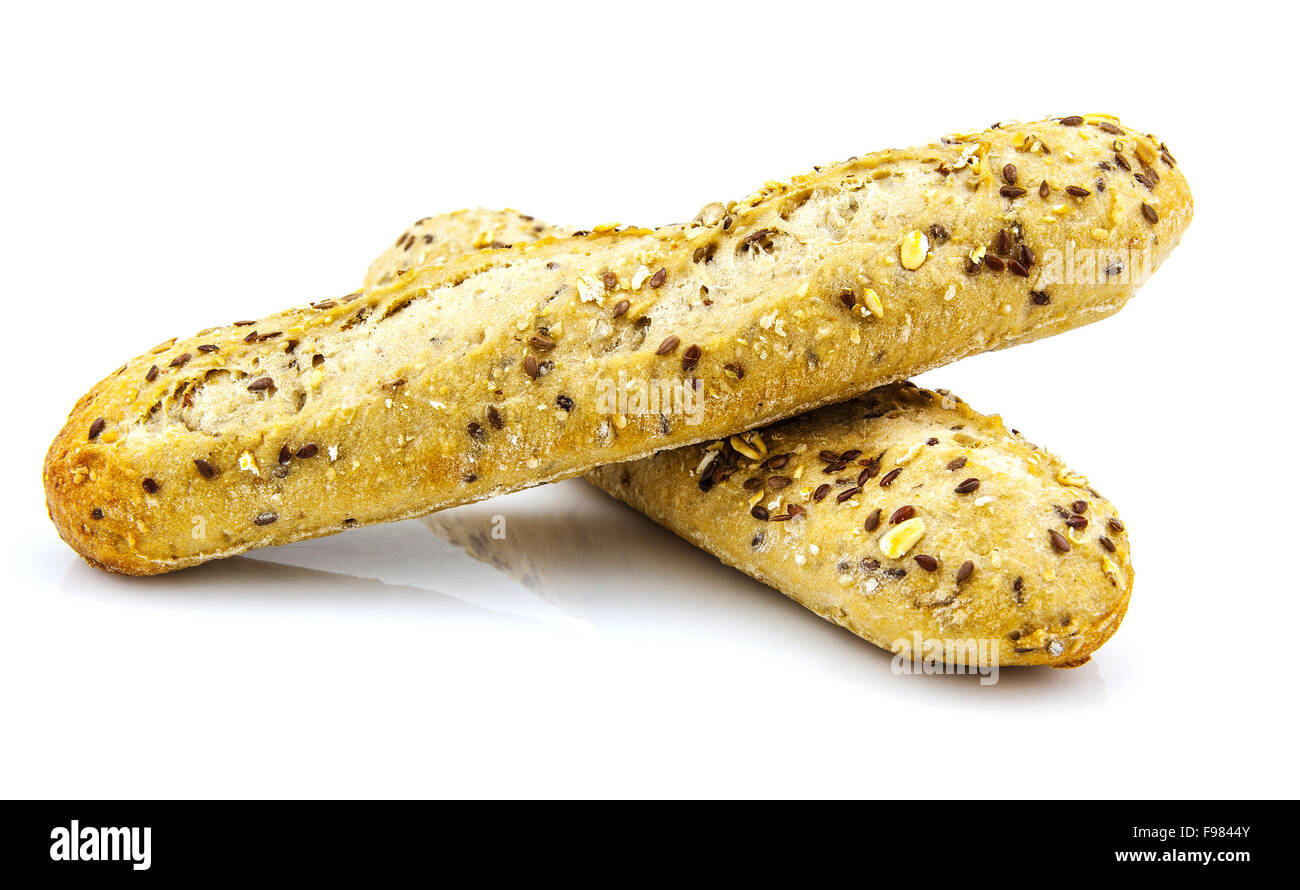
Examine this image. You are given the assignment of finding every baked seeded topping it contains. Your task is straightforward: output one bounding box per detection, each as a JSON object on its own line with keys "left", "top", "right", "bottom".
{"left": 88, "top": 417, "right": 106, "bottom": 440}
{"left": 864, "top": 508, "right": 882, "bottom": 532}
{"left": 1030, "top": 290, "right": 1051, "bottom": 305}
{"left": 767, "top": 475, "right": 791, "bottom": 490}
{"left": 253, "top": 511, "right": 278, "bottom": 526}
{"left": 1098, "top": 121, "right": 1123, "bottom": 135}
{"left": 984, "top": 254, "right": 1006, "bottom": 273}
{"left": 879, "top": 468, "right": 901, "bottom": 487}
{"left": 247, "top": 377, "right": 274, "bottom": 392}
{"left": 1002, "top": 164, "right": 1017, "bottom": 185}
{"left": 751, "top": 504, "right": 769, "bottom": 521}
{"left": 648, "top": 268, "right": 667, "bottom": 288}
{"left": 994, "top": 229, "right": 1010, "bottom": 255}
{"left": 1039, "top": 180, "right": 1050, "bottom": 198}
{"left": 1066, "top": 515, "right": 1088, "bottom": 529}
{"left": 1141, "top": 203, "right": 1159, "bottom": 224}
{"left": 1048, "top": 529, "right": 1071, "bottom": 552}
{"left": 954, "top": 477, "right": 980, "bottom": 494}
{"left": 1109, "top": 518, "right": 1125, "bottom": 533}
{"left": 194, "top": 458, "right": 217, "bottom": 479}
{"left": 682, "top": 344, "right": 702, "bottom": 371}
{"left": 90, "top": 508, "right": 104, "bottom": 520}
{"left": 1099, "top": 535, "right": 1117, "bottom": 552}
{"left": 836, "top": 486, "right": 861, "bottom": 503}
{"left": 787, "top": 504, "right": 806, "bottom": 518}
{"left": 813, "top": 484, "right": 831, "bottom": 502}
{"left": 1065, "top": 185, "right": 1090, "bottom": 197}
{"left": 233, "top": 320, "right": 255, "bottom": 326}
{"left": 1008, "top": 259, "right": 1029, "bottom": 277}
{"left": 145, "top": 365, "right": 159, "bottom": 382}
{"left": 467, "top": 421, "right": 486, "bottom": 442}
{"left": 528, "top": 334, "right": 556, "bottom": 350}
{"left": 611, "top": 300, "right": 630, "bottom": 318}
{"left": 743, "top": 477, "right": 763, "bottom": 491}
{"left": 169, "top": 353, "right": 192, "bottom": 368}
{"left": 956, "top": 560, "right": 974, "bottom": 584}
{"left": 999, "top": 185, "right": 1027, "bottom": 199}
{"left": 1071, "top": 500, "right": 1088, "bottom": 514}
{"left": 946, "top": 456, "right": 967, "bottom": 471}
{"left": 142, "top": 478, "right": 160, "bottom": 494}
{"left": 602, "top": 272, "right": 618, "bottom": 289}
{"left": 890, "top": 505, "right": 915, "bottom": 524}
{"left": 297, "top": 443, "right": 318, "bottom": 458}
{"left": 556, "top": 394, "right": 574, "bottom": 411}
{"left": 1060, "top": 115, "right": 1084, "bottom": 126}
{"left": 655, "top": 336, "right": 680, "bottom": 356}
{"left": 279, "top": 445, "right": 292, "bottom": 465}
{"left": 914, "top": 554, "right": 939, "bottom": 572}
{"left": 523, "top": 354, "right": 540, "bottom": 378}
{"left": 197, "top": 344, "right": 219, "bottom": 353}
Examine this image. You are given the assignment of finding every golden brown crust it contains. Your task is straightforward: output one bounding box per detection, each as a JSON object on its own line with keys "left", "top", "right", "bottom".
{"left": 45, "top": 114, "right": 1190, "bottom": 574}
{"left": 587, "top": 383, "right": 1133, "bottom": 667}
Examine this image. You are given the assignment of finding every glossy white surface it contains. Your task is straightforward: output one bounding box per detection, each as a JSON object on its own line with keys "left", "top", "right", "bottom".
{"left": 3, "top": 0, "right": 1296, "bottom": 798}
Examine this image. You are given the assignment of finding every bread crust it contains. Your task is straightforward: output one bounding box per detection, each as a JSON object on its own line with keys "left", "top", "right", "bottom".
{"left": 45, "top": 115, "right": 1190, "bottom": 574}
{"left": 588, "top": 383, "right": 1132, "bottom": 667}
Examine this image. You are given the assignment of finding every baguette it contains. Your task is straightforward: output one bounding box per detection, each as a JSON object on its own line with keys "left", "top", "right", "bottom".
{"left": 45, "top": 114, "right": 1190, "bottom": 574}
{"left": 370, "top": 213, "right": 1131, "bottom": 666}
{"left": 586, "top": 384, "right": 1131, "bottom": 667}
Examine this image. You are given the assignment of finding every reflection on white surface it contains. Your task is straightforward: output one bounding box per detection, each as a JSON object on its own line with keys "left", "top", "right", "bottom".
{"left": 269, "top": 479, "right": 1111, "bottom": 703}
{"left": 52, "top": 478, "right": 1109, "bottom": 703}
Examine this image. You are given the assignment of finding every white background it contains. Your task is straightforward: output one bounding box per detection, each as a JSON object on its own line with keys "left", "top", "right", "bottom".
{"left": 2, "top": 0, "right": 1296, "bottom": 799}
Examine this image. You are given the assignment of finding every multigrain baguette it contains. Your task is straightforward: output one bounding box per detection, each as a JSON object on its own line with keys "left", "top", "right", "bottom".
{"left": 45, "top": 114, "right": 1190, "bottom": 574}
{"left": 587, "top": 385, "right": 1131, "bottom": 667}
{"left": 368, "top": 213, "right": 1133, "bottom": 666}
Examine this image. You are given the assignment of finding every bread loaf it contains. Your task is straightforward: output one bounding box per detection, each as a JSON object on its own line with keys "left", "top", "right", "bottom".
{"left": 587, "top": 384, "right": 1131, "bottom": 667}
{"left": 45, "top": 114, "right": 1189, "bottom": 574}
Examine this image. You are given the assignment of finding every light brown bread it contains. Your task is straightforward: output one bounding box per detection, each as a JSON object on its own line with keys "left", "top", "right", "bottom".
{"left": 45, "top": 114, "right": 1190, "bottom": 574}
{"left": 587, "top": 384, "right": 1131, "bottom": 667}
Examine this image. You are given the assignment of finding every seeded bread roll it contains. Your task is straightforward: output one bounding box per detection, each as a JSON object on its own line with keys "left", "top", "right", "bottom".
{"left": 588, "top": 383, "right": 1131, "bottom": 667}
{"left": 45, "top": 114, "right": 1190, "bottom": 574}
